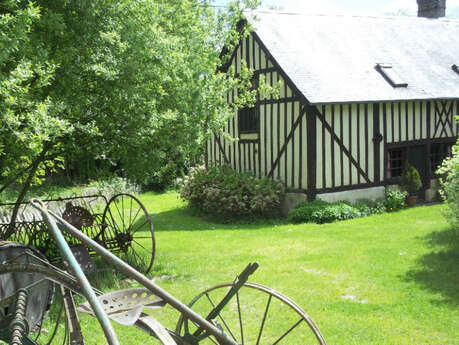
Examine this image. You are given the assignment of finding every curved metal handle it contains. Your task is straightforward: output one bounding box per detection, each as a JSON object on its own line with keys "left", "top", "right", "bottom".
{"left": 30, "top": 199, "right": 120, "bottom": 345}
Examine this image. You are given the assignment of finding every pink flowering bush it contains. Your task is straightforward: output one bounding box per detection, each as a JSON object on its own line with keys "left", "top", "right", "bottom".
{"left": 180, "top": 165, "right": 285, "bottom": 219}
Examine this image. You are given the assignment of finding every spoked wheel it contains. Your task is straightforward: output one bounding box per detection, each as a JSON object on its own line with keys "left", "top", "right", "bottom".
{"left": 176, "top": 282, "right": 327, "bottom": 345}
{"left": 101, "top": 193, "right": 155, "bottom": 274}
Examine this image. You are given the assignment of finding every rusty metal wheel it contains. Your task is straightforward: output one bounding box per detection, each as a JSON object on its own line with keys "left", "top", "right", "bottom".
{"left": 101, "top": 193, "right": 155, "bottom": 274}
{"left": 176, "top": 282, "right": 327, "bottom": 345}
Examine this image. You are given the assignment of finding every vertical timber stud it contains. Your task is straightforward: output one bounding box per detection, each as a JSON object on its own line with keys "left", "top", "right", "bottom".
{"left": 331, "top": 105, "right": 335, "bottom": 188}
{"left": 426, "top": 101, "right": 431, "bottom": 139}
{"left": 357, "top": 105, "right": 361, "bottom": 184}
{"left": 340, "top": 104, "right": 344, "bottom": 187}
{"left": 306, "top": 105, "right": 317, "bottom": 201}
{"left": 364, "top": 103, "right": 369, "bottom": 177}
{"left": 383, "top": 103, "right": 387, "bottom": 181}
{"left": 373, "top": 103, "right": 381, "bottom": 183}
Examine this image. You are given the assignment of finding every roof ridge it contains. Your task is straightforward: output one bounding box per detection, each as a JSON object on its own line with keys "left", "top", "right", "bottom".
{"left": 245, "top": 9, "right": 459, "bottom": 23}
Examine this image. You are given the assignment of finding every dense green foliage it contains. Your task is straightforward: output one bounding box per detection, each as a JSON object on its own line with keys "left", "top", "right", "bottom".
{"left": 310, "top": 202, "right": 362, "bottom": 223}
{"left": 437, "top": 128, "right": 459, "bottom": 231}
{"left": 0, "top": 0, "right": 260, "bottom": 198}
{"left": 180, "top": 165, "right": 285, "bottom": 219}
{"left": 288, "top": 200, "right": 360, "bottom": 224}
{"left": 286, "top": 199, "right": 329, "bottom": 223}
{"left": 288, "top": 190, "right": 407, "bottom": 224}
{"left": 400, "top": 161, "right": 422, "bottom": 195}
{"left": 0, "top": 1, "right": 67, "bottom": 188}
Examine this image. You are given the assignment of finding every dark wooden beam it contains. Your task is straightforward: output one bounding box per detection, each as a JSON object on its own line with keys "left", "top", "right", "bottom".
{"left": 255, "top": 97, "right": 301, "bottom": 105}
{"left": 306, "top": 104, "right": 317, "bottom": 201}
{"left": 386, "top": 137, "right": 456, "bottom": 148}
{"left": 214, "top": 134, "right": 231, "bottom": 165}
{"left": 253, "top": 67, "right": 278, "bottom": 75}
{"left": 373, "top": 103, "right": 381, "bottom": 183}
{"left": 426, "top": 101, "right": 431, "bottom": 139}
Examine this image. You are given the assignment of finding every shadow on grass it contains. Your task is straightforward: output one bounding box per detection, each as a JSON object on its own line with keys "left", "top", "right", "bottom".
{"left": 405, "top": 227, "right": 459, "bottom": 307}
{"left": 144, "top": 206, "right": 287, "bottom": 232}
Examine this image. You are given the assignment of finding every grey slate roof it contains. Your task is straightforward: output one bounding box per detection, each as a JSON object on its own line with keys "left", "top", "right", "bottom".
{"left": 249, "top": 11, "right": 459, "bottom": 104}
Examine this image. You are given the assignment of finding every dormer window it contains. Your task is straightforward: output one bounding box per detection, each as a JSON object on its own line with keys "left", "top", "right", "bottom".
{"left": 452, "top": 64, "right": 459, "bottom": 75}
{"left": 375, "top": 64, "right": 408, "bottom": 88}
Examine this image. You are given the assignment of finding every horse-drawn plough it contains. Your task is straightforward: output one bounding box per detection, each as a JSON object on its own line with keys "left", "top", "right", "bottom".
{"left": 0, "top": 197, "right": 327, "bottom": 344}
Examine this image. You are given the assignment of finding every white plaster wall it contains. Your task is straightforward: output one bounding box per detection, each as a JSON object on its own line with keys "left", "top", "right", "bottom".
{"left": 317, "top": 186, "right": 385, "bottom": 203}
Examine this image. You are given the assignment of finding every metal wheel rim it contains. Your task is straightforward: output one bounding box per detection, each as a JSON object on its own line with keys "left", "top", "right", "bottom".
{"left": 101, "top": 193, "right": 155, "bottom": 274}
{"left": 176, "top": 282, "right": 327, "bottom": 345}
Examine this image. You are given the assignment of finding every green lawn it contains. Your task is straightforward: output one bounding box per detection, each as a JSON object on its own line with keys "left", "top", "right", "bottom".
{"left": 45, "top": 192, "right": 459, "bottom": 344}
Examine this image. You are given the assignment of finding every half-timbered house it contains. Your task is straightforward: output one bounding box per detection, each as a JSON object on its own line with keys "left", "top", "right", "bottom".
{"left": 207, "top": 9, "right": 459, "bottom": 202}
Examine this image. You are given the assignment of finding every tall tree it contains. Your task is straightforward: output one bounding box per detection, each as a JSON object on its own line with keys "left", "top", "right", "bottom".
{"left": 0, "top": 0, "right": 259, "bottom": 235}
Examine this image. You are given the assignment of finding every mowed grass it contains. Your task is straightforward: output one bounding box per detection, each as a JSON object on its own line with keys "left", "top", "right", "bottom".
{"left": 43, "top": 191, "right": 458, "bottom": 344}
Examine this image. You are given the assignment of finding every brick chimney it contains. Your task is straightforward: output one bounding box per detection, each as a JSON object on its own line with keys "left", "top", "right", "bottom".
{"left": 417, "top": 0, "right": 446, "bottom": 18}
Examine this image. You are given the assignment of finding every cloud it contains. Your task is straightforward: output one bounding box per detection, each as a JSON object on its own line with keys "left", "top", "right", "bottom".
{"left": 381, "top": 0, "right": 459, "bottom": 17}
{"left": 381, "top": 0, "right": 417, "bottom": 15}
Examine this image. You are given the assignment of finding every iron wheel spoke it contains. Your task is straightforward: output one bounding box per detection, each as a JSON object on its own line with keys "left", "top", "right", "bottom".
{"left": 115, "top": 196, "right": 125, "bottom": 232}
{"left": 106, "top": 207, "right": 121, "bottom": 233}
{"left": 256, "top": 294, "right": 272, "bottom": 345}
{"left": 129, "top": 206, "right": 143, "bottom": 231}
{"left": 236, "top": 291, "right": 244, "bottom": 345}
{"left": 205, "top": 292, "right": 238, "bottom": 343}
{"left": 127, "top": 248, "right": 144, "bottom": 268}
{"left": 128, "top": 197, "right": 133, "bottom": 228}
{"left": 131, "top": 219, "right": 148, "bottom": 234}
{"left": 132, "top": 239, "right": 150, "bottom": 253}
{"left": 271, "top": 318, "right": 303, "bottom": 345}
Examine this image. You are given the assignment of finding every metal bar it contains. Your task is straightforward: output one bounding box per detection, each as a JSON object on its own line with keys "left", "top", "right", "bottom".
{"left": 30, "top": 199, "right": 119, "bottom": 345}
{"left": 30, "top": 199, "right": 240, "bottom": 345}
{"left": 0, "top": 195, "right": 107, "bottom": 208}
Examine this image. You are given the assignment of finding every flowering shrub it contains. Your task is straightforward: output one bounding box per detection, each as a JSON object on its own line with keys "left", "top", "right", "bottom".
{"left": 180, "top": 166, "right": 285, "bottom": 218}
{"left": 383, "top": 190, "right": 407, "bottom": 212}
{"left": 437, "top": 138, "right": 459, "bottom": 231}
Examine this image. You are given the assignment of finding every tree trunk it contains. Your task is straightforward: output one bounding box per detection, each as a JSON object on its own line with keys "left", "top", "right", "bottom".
{"left": 3, "top": 145, "right": 51, "bottom": 240}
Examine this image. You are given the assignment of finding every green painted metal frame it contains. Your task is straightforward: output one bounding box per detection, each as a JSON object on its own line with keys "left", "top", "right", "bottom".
{"left": 30, "top": 199, "right": 251, "bottom": 345}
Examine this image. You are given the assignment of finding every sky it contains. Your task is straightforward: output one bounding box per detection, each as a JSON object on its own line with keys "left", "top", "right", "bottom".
{"left": 212, "top": 0, "right": 459, "bottom": 18}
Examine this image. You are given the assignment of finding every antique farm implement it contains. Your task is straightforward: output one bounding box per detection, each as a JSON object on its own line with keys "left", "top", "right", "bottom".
{"left": 0, "top": 193, "right": 155, "bottom": 274}
{"left": 0, "top": 199, "right": 327, "bottom": 345}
